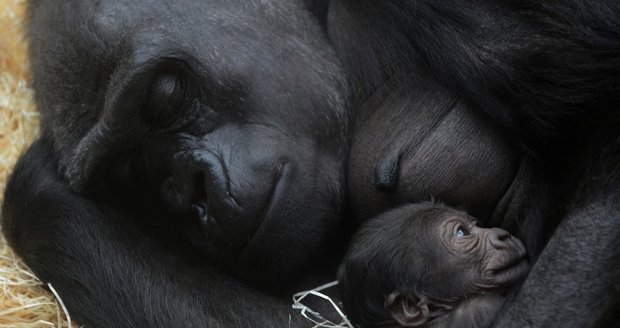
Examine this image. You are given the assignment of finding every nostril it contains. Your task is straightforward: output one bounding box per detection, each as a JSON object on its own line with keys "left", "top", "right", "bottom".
{"left": 374, "top": 153, "right": 400, "bottom": 191}
{"left": 489, "top": 227, "right": 511, "bottom": 248}
{"left": 193, "top": 202, "right": 211, "bottom": 231}
{"left": 161, "top": 150, "right": 241, "bottom": 214}
{"left": 193, "top": 203, "right": 206, "bottom": 218}
{"left": 494, "top": 228, "right": 511, "bottom": 241}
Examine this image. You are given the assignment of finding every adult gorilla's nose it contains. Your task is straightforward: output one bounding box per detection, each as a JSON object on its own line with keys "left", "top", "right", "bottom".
{"left": 160, "top": 149, "right": 254, "bottom": 265}
{"left": 160, "top": 149, "right": 243, "bottom": 219}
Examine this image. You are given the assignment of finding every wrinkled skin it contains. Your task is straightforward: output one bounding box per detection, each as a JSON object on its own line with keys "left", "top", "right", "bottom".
{"left": 2, "top": 0, "right": 620, "bottom": 327}
{"left": 338, "top": 203, "right": 529, "bottom": 328}
{"left": 332, "top": 0, "right": 620, "bottom": 327}
{"left": 434, "top": 211, "right": 529, "bottom": 294}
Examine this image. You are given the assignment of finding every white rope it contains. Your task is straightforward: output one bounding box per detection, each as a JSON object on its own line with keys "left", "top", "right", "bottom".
{"left": 291, "top": 281, "right": 354, "bottom": 328}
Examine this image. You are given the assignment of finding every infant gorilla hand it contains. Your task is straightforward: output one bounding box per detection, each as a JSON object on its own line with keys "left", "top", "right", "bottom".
{"left": 438, "top": 294, "right": 504, "bottom": 328}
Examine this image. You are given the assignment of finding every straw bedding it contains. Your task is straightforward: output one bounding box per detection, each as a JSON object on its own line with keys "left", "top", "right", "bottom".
{"left": 1, "top": 0, "right": 75, "bottom": 326}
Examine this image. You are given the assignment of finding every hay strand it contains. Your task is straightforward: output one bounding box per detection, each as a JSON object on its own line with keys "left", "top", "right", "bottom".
{"left": 1, "top": 0, "right": 78, "bottom": 326}
{"left": 292, "top": 281, "right": 354, "bottom": 328}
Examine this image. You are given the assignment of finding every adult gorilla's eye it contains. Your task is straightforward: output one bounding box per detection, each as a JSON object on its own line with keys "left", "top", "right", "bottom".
{"left": 144, "top": 72, "right": 186, "bottom": 125}
{"left": 456, "top": 225, "right": 470, "bottom": 238}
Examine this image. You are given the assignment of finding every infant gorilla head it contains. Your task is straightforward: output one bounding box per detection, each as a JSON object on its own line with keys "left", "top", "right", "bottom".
{"left": 338, "top": 202, "right": 529, "bottom": 328}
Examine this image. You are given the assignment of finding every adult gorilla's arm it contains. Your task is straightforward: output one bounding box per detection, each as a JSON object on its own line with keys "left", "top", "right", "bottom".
{"left": 493, "top": 129, "right": 620, "bottom": 328}
{"left": 2, "top": 0, "right": 348, "bottom": 324}
{"left": 327, "top": 0, "right": 620, "bottom": 326}
{"left": 2, "top": 139, "right": 308, "bottom": 328}
{"left": 328, "top": 0, "right": 620, "bottom": 156}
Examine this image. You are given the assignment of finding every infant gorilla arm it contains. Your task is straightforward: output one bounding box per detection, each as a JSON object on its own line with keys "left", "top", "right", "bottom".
{"left": 338, "top": 202, "right": 529, "bottom": 328}
{"left": 437, "top": 295, "right": 504, "bottom": 328}
{"left": 384, "top": 295, "right": 505, "bottom": 328}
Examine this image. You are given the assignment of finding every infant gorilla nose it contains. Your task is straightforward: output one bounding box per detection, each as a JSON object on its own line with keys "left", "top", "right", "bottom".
{"left": 488, "top": 227, "right": 512, "bottom": 249}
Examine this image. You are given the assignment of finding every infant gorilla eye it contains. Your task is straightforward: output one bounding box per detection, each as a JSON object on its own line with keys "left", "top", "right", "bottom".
{"left": 456, "top": 225, "right": 470, "bottom": 238}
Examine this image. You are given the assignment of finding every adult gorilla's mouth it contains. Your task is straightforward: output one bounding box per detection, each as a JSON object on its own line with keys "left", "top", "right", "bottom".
{"left": 200, "top": 160, "right": 290, "bottom": 258}
{"left": 255, "top": 161, "right": 290, "bottom": 232}
{"left": 161, "top": 148, "right": 292, "bottom": 267}
{"left": 236, "top": 161, "right": 290, "bottom": 252}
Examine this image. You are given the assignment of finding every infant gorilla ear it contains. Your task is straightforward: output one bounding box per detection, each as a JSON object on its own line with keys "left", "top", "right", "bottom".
{"left": 338, "top": 202, "right": 530, "bottom": 328}
{"left": 385, "top": 293, "right": 505, "bottom": 328}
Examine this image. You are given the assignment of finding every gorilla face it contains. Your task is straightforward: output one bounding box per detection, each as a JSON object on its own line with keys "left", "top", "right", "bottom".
{"left": 31, "top": 0, "right": 349, "bottom": 285}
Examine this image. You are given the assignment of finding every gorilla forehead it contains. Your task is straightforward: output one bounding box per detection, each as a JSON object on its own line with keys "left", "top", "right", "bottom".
{"left": 29, "top": 0, "right": 348, "bottom": 182}
{"left": 92, "top": 0, "right": 342, "bottom": 93}
{"left": 95, "top": 0, "right": 342, "bottom": 82}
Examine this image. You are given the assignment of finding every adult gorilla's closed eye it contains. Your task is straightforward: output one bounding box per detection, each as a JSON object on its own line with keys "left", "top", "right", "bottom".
{"left": 2, "top": 0, "right": 349, "bottom": 326}
{"left": 36, "top": 0, "right": 350, "bottom": 284}
{"left": 4, "top": 0, "right": 620, "bottom": 327}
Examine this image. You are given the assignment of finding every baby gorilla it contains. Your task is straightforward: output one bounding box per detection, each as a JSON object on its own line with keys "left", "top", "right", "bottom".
{"left": 338, "top": 202, "right": 529, "bottom": 328}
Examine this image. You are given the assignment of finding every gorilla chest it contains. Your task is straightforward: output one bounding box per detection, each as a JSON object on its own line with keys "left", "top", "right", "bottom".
{"left": 349, "top": 86, "right": 522, "bottom": 222}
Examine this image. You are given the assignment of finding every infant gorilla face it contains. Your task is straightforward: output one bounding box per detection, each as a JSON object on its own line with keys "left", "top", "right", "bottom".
{"left": 338, "top": 202, "right": 531, "bottom": 328}
{"left": 433, "top": 213, "right": 529, "bottom": 294}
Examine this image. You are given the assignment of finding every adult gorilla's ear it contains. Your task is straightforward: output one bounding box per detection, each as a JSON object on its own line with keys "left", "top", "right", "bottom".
{"left": 385, "top": 291, "right": 430, "bottom": 327}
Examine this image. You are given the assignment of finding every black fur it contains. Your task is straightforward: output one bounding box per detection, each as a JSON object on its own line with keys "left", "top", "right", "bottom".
{"left": 2, "top": 0, "right": 620, "bottom": 327}
{"left": 3, "top": 140, "right": 309, "bottom": 327}
{"left": 338, "top": 203, "right": 528, "bottom": 328}
{"left": 3, "top": 0, "right": 350, "bottom": 326}
{"left": 332, "top": 1, "right": 620, "bottom": 327}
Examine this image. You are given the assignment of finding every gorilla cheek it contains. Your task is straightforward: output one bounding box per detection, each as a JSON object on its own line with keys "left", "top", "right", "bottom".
{"left": 156, "top": 125, "right": 346, "bottom": 282}
{"left": 230, "top": 140, "right": 346, "bottom": 288}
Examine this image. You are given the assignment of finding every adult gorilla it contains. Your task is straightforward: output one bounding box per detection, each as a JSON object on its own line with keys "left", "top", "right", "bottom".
{"left": 2, "top": 0, "right": 620, "bottom": 328}
{"left": 330, "top": 0, "right": 620, "bottom": 327}
{"left": 2, "top": 0, "right": 350, "bottom": 326}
